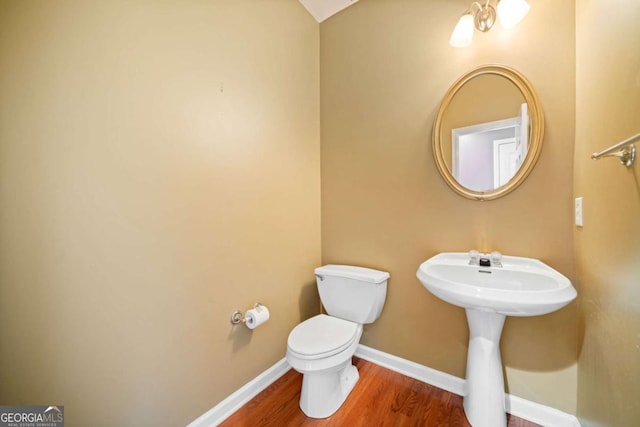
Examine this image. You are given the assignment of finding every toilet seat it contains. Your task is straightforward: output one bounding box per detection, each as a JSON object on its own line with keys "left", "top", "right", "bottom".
{"left": 287, "top": 314, "right": 359, "bottom": 360}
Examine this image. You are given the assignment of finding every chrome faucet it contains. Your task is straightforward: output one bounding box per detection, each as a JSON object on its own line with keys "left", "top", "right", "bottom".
{"left": 468, "top": 250, "right": 503, "bottom": 267}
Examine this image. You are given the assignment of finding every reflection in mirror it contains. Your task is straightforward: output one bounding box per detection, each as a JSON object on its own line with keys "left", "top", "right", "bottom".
{"left": 452, "top": 103, "right": 529, "bottom": 192}
{"left": 432, "top": 65, "right": 543, "bottom": 201}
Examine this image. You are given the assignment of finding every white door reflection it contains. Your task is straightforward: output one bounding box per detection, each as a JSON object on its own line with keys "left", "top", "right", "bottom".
{"left": 452, "top": 103, "right": 529, "bottom": 192}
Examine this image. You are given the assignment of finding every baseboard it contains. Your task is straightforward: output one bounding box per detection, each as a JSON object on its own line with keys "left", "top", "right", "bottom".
{"left": 355, "top": 344, "right": 465, "bottom": 395}
{"left": 186, "top": 358, "right": 291, "bottom": 427}
{"left": 506, "top": 394, "right": 582, "bottom": 427}
{"left": 356, "top": 344, "right": 581, "bottom": 427}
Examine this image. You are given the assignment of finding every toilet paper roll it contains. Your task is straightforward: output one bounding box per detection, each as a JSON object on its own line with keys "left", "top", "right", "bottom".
{"left": 245, "top": 305, "right": 270, "bottom": 330}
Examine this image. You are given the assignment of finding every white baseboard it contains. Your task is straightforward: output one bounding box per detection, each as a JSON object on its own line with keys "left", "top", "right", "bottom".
{"left": 355, "top": 343, "right": 466, "bottom": 395}
{"left": 186, "top": 358, "right": 291, "bottom": 427}
{"left": 188, "top": 345, "right": 580, "bottom": 427}
{"left": 356, "top": 344, "right": 581, "bottom": 427}
{"left": 506, "top": 394, "right": 582, "bottom": 427}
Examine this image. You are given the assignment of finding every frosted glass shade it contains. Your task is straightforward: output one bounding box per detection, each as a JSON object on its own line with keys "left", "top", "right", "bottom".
{"left": 449, "top": 14, "right": 474, "bottom": 48}
{"left": 497, "top": 0, "right": 530, "bottom": 29}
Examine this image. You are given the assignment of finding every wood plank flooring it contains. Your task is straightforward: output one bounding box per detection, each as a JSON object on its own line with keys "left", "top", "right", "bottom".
{"left": 220, "top": 357, "right": 541, "bottom": 427}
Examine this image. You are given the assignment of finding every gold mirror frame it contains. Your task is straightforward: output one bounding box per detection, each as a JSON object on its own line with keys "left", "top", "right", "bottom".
{"left": 433, "top": 65, "right": 544, "bottom": 201}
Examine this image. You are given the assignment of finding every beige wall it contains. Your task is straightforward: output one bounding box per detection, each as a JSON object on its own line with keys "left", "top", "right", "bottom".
{"left": 575, "top": 1, "right": 640, "bottom": 426}
{"left": 0, "top": 1, "right": 320, "bottom": 426}
{"left": 321, "top": 0, "right": 577, "bottom": 413}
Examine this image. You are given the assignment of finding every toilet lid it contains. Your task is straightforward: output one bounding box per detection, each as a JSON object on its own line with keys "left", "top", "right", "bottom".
{"left": 288, "top": 314, "right": 359, "bottom": 358}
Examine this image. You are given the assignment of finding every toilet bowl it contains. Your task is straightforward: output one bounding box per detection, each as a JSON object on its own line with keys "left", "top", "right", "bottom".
{"left": 287, "top": 314, "right": 363, "bottom": 418}
{"left": 286, "top": 265, "right": 389, "bottom": 419}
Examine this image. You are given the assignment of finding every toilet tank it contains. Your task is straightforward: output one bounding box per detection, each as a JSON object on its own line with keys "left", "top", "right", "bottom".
{"left": 315, "top": 265, "right": 389, "bottom": 324}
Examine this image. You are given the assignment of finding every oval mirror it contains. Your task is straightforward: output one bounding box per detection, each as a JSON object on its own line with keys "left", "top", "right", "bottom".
{"left": 433, "top": 65, "right": 544, "bottom": 201}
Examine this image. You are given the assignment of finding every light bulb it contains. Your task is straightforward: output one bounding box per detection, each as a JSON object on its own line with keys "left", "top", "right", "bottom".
{"left": 449, "top": 13, "right": 475, "bottom": 48}
{"left": 497, "top": 0, "right": 530, "bottom": 29}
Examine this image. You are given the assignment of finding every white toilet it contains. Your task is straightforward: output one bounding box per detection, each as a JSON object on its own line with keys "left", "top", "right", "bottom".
{"left": 286, "top": 264, "right": 389, "bottom": 418}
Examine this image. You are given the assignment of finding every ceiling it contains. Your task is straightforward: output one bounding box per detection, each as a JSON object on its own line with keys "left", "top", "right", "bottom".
{"left": 298, "top": 0, "right": 359, "bottom": 23}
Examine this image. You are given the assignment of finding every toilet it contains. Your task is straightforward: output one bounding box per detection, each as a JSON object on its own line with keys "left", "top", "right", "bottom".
{"left": 286, "top": 264, "right": 389, "bottom": 418}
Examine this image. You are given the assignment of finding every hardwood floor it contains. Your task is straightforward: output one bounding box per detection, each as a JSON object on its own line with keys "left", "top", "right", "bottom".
{"left": 220, "top": 357, "right": 541, "bottom": 427}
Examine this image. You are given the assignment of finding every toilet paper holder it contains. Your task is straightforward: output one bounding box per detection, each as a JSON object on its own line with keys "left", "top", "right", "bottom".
{"left": 230, "top": 303, "right": 264, "bottom": 325}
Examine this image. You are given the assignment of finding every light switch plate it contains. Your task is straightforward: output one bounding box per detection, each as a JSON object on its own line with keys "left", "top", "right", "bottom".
{"left": 575, "top": 197, "right": 583, "bottom": 227}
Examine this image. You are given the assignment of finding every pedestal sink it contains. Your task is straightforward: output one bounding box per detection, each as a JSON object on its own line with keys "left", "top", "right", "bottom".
{"left": 416, "top": 252, "right": 576, "bottom": 427}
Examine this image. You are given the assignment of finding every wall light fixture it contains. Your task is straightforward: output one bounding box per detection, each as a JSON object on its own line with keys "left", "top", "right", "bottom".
{"left": 450, "top": 0, "right": 530, "bottom": 48}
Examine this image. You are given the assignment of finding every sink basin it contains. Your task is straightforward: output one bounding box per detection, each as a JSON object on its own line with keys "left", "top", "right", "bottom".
{"left": 417, "top": 252, "right": 576, "bottom": 316}
{"left": 416, "top": 252, "right": 576, "bottom": 427}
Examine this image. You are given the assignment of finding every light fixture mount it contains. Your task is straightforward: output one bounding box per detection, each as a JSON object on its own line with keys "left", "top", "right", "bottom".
{"left": 449, "top": 0, "right": 531, "bottom": 48}
{"left": 474, "top": 3, "right": 496, "bottom": 32}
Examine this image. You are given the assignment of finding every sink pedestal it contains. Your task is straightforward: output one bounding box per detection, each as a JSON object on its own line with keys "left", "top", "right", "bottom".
{"left": 463, "top": 308, "right": 507, "bottom": 427}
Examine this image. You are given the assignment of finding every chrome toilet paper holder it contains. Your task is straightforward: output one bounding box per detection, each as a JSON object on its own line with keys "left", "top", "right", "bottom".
{"left": 230, "top": 302, "right": 263, "bottom": 325}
